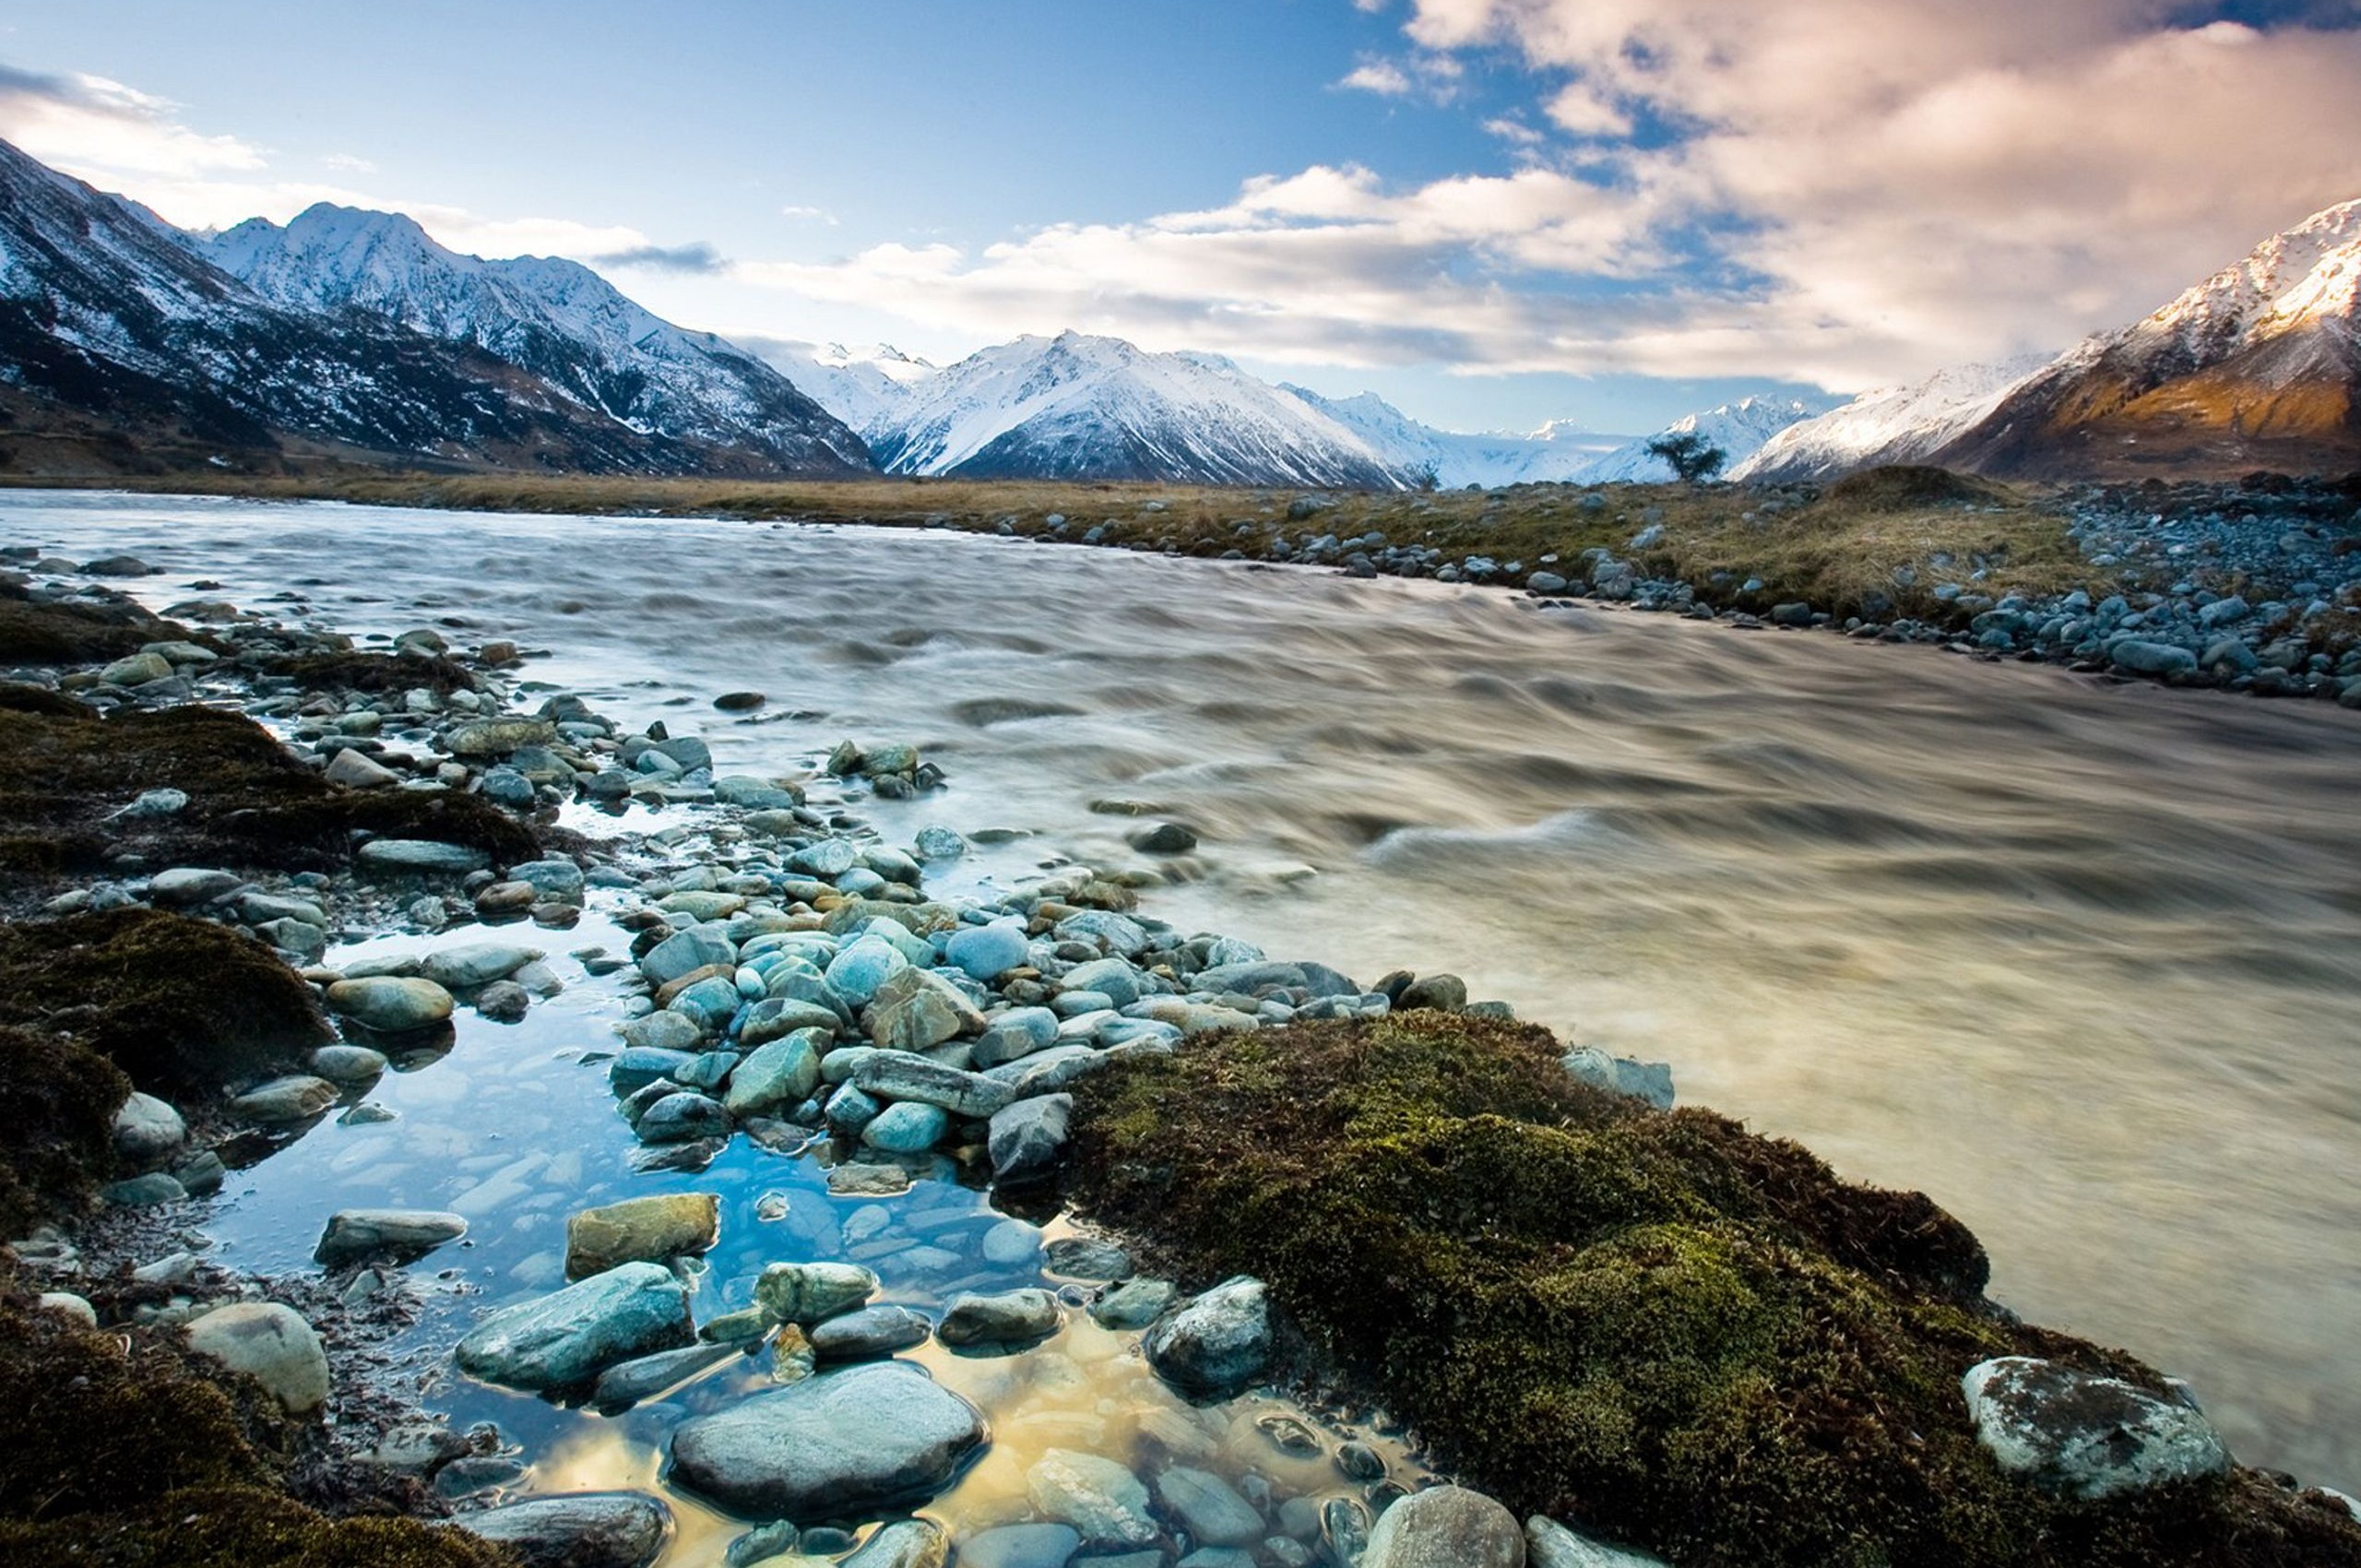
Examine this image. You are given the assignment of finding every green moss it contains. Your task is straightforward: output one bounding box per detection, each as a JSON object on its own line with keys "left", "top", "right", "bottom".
{"left": 1064, "top": 1014, "right": 2361, "bottom": 1568}
{"left": 0, "top": 909, "right": 329, "bottom": 1096}
{"left": 0, "top": 703, "right": 536, "bottom": 888}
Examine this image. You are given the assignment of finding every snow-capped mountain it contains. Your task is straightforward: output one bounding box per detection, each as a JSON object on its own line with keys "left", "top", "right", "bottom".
{"left": 866, "top": 331, "right": 1418, "bottom": 488}
{"left": 748, "top": 339, "right": 939, "bottom": 438}
{"left": 1732, "top": 357, "right": 2049, "bottom": 482}
{"left": 199, "top": 205, "right": 869, "bottom": 474}
{"left": 1571, "top": 396, "right": 1834, "bottom": 483}
{"left": 1937, "top": 199, "right": 2361, "bottom": 479}
{"left": 1280, "top": 387, "right": 1629, "bottom": 488}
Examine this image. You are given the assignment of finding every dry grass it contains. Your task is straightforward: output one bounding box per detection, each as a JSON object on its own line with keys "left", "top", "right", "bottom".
{"left": 2, "top": 467, "right": 2097, "bottom": 624}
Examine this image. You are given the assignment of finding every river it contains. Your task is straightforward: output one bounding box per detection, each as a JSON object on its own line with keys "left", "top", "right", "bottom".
{"left": 7, "top": 488, "right": 2357, "bottom": 1493}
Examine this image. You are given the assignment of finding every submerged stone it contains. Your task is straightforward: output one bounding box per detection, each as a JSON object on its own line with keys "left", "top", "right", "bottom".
{"left": 455, "top": 1261, "right": 694, "bottom": 1391}
{"left": 668, "top": 1361, "right": 988, "bottom": 1521}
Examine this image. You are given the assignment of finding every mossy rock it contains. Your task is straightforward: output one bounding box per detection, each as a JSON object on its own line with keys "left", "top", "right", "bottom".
{"left": 0, "top": 1023, "right": 129, "bottom": 1236}
{"left": 0, "top": 702, "right": 535, "bottom": 887}
{"left": 258, "top": 650, "right": 481, "bottom": 698}
{"left": 0, "top": 583, "right": 192, "bottom": 664}
{"left": 1063, "top": 1015, "right": 2361, "bottom": 1568}
{"left": 0, "top": 909, "right": 329, "bottom": 1097}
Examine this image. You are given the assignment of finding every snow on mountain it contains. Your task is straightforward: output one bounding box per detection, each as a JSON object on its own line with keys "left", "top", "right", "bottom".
{"left": 1732, "top": 357, "right": 2049, "bottom": 482}
{"left": 1574, "top": 395, "right": 1837, "bottom": 483}
{"left": 1280, "top": 386, "right": 1629, "bottom": 488}
{"left": 1937, "top": 197, "right": 2361, "bottom": 479}
{"left": 867, "top": 331, "right": 1417, "bottom": 488}
{"left": 746, "top": 339, "right": 940, "bottom": 438}
{"left": 201, "top": 204, "right": 870, "bottom": 473}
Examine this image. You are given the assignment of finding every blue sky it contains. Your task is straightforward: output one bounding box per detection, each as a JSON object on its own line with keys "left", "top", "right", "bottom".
{"left": 2, "top": 0, "right": 2356, "bottom": 433}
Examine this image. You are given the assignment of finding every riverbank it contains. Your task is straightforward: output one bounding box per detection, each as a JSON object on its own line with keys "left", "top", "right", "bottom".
{"left": 1, "top": 514, "right": 2358, "bottom": 1561}
{"left": 9, "top": 464, "right": 2361, "bottom": 704}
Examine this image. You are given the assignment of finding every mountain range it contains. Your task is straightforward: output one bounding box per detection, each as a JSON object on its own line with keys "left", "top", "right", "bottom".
{"left": 2, "top": 132, "right": 2355, "bottom": 486}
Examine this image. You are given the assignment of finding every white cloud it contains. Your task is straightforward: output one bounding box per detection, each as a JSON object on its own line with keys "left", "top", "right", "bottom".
{"left": 0, "top": 65, "right": 262, "bottom": 181}
{"left": 1339, "top": 60, "right": 1415, "bottom": 95}
{"left": 779, "top": 204, "right": 839, "bottom": 224}
{"left": 321, "top": 152, "right": 376, "bottom": 174}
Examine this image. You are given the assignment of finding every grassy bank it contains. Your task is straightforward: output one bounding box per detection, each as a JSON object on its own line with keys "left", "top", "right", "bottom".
{"left": 2, "top": 467, "right": 2099, "bottom": 628}
{"left": 1061, "top": 1013, "right": 2361, "bottom": 1567}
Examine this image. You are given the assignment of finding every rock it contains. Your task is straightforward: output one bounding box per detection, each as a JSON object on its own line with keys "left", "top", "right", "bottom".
{"left": 447, "top": 717, "right": 559, "bottom": 758}
{"left": 1525, "top": 1515, "right": 1669, "bottom": 1567}
{"left": 1962, "top": 1357, "right": 2230, "bottom": 1499}
{"left": 1364, "top": 1487, "right": 1524, "bottom": 1568}
{"left": 808, "top": 1303, "right": 932, "bottom": 1362}
{"left": 754, "top": 1260, "right": 878, "bottom": 1325}
{"left": 1559, "top": 1048, "right": 1675, "bottom": 1111}
{"left": 2109, "top": 639, "right": 2199, "bottom": 677}
{"left": 37, "top": 1292, "right": 98, "bottom": 1328}
{"left": 945, "top": 921, "right": 1030, "bottom": 980}
{"left": 100, "top": 651, "right": 173, "bottom": 686}
{"left": 590, "top": 1341, "right": 742, "bottom": 1411}
{"left": 476, "top": 980, "right": 530, "bottom": 1022}
{"left": 609, "top": 1046, "right": 697, "bottom": 1096}
{"left": 113, "top": 1091, "right": 186, "bottom": 1160}
{"left": 1025, "top": 1448, "right": 1159, "bottom": 1548}
{"left": 865, "top": 968, "right": 988, "bottom": 1051}
{"left": 103, "top": 1172, "right": 185, "bottom": 1206}
{"left": 80, "top": 553, "right": 155, "bottom": 576}
{"left": 310, "top": 1044, "right": 389, "bottom": 1082}
{"left": 1043, "top": 1236, "right": 1130, "bottom": 1280}
{"left": 635, "top": 1092, "right": 731, "bottom": 1144}
{"left": 147, "top": 867, "right": 240, "bottom": 906}
{"left": 715, "top": 690, "right": 766, "bottom": 711}
{"left": 230, "top": 1075, "right": 340, "bottom": 1123}
{"left": 988, "top": 1094, "right": 1073, "bottom": 1183}
{"left": 421, "top": 943, "right": 542, "bottom": 989}
{"left": 1128, "top": 821, "right": 1198, "bottom": 854}
{"left": 324, "top": 747, "right": 402, "bottom": 789}
{"left": 1089, "top": 1277, "right": 1176, "bottom": 1330}
{"left": 620, "top": 1011, "right": 703, "bottom": 1051}
{"left": 357, "top": 838, "right": 492, "bottom": 875}
{"left": 109, "top": 787, "right": 187, "bottom": 819}
{"left": 326, "top": 975, "right": 457, "bottom": 1032}
{"left": 455, "top": 1262, "right": 694, "bottom": 1391}
{"left": 843, "top": 1520, "right": 949, "bottom": 1568}
{"left": 862, "top": 1100, "right": 950, "bottom": 1153}
{"left": 1157, "top": 1466, "right": 1264, "bottom": 1547}
{"left": 938, "top": 1288, "right": 1061, "bottom": 1347}
{"left": 315, "top": 1208, "right": 469, "bottom": 1267}
{"left": 853, "top": 1049, "right": 1013, "bottom": 1117}
{"left": 957, "top": 1523, "right": 1083, "bottom": 1568}
{"left": 509, "top": 859, "right": 588, "bottom": 900}
{"left": 668, "top": 1361, "right": 988, "bottom": 1520}
{"left": 184, "top": 1301, "right": 331, "bottom": 1415}
{"left": 641, "top": 928, "right": 737, "bottom": 989}
{"left": 455, "top": 1492, "right": 672, "bottom": 1568}
{"left": 725, "top": 1033, "right": 824, "bottom": 1115}
{"left": 566, "top": 1193, "right": 721, "bottom": 1278}
{"left": 1397, "top": 973, "right": 1466, "bottom": 1012}
{"left": 1143, "top": 1276, "right": 1272, "bottom": 1395}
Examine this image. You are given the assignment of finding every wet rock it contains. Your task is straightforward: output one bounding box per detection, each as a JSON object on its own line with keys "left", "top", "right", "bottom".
{"left": 476, "top": 980, "right": 531, "bottom": 1022}
{"left": 938, "top": 1288, "right": 1061, "bottom": 1348}
{"left": 945, "top": 921, "right": 1030, "bottom": 980}
{"left": 455, "top": 1491, "right": 673, "bottom": 1568}
{"left": 957, "top": 1522, "right": 1082, "bottom": 1568}
{"left": 421, "top": 942, "right": 542, "bottom": 989}
{"left": 636, "top": 1091, "right": 731, "bottom": 1144}
{"left": 100, "top": 651, "right": 174, "bottom": 687}
{"left": 1127, "top": 821, "right": 1198, "bottom": 854}
{"left": 1962, "top": 1357, "right": 2230, "bottom": 1499}
{"left": 725, "top": 1033, "right": 823, "bottom": 1115}
{"left": 620, "top": 1011, "right": 703, "bottom": 1051}
{"left": 1156, "top": 1466, "right": 1264, "bottom": 1547}
{"left": 1526, "top": 1515, "right": 1670, "bottom": 1567}
{"left": 842, "top": 1519, "right": 949, "bottom": 1568}
{"left": 1025, "top": 1447, "right": 1159, "bottom": 1549}
{"left": 1559, "top": 1048, "right": 1675, "bottom": 1111}
{"left": 103, "top": 1171, "right": 185, "bottom": 1206}
{"left": 446, "top": 717, "right": 559, "bottom": 758}
{"left": 591, "top": 1340, "right": 742, "bottom": 1411}
{"left": 854, "top": 1049, "right": 1012, "bottom": 1117}
{"left": 230, "top": 1074, "right": 339, "bottom": 1123}
{"left": 862, "top": 1099, "right": 950, "bottom": 1153}
{"left": 609, "top": 1046, "right": 698, "bottom": 1095}
{"left": 1089, "top": 1277, "right": 1177, "bottom": 1330}
{"left": 989, "top": 1094, "right": 1073, "bottom": 1183}
{"left": 669, "top": 1361, "right": 988, "bottom": 1521}
{"left": 1043, "top": 1236, "right": 1130, "bottom": 1280}
{"left": 866, "top": 968, "right": 989, "bottom": 1052}
{"left": 808, "top": 1303, "right": 933, "bottom": 1362}
{"left": 315, "top": 1208, "right": 469, "bottom": 1267}
{"left": 311, "top": 1043, "right": 389, "bottom": 1082}
{"left": 566, "top": 1192, "right": 721, "bottom": 1278}
{"left": 324, "top": 747, "right": 402, "bottom": 789}
{"left": 510, "top": 859, "right": 588, "bottom": 901}
{"left": 1143, "top": 1277, "right": 1272, "bottom": 1395}
{"left": 357, "top": 838, "right": 492, "bottom": 875}
{"left": 147, "top": 867, "right": 241, "bottom": 906}
{"left": 113, "top": 1090, "right": 186, "bottom": 1160}
{"left": 184, "top": 1301, "right": 331, "bottom": 1415}
{"left": 755, "top": 1259, "right": 878, "bottom": 1325}
{"left": 1396, "top": 973, "right": 1466, "bottom": 1012}
{"left": 455, "top": 1261, "right": 694, "bottom": 1391}
{"left": 641, "top": 928, "right": 737, "bottom": 988}
{"left": 1364, "top": 1486, "right": 1524, "bottom": 1568}
{"left": 2109, "top": 639, "right": 2199, "bottom": 677}
{"left": 326, "top": 975, "right": 457, "bottom": 1032}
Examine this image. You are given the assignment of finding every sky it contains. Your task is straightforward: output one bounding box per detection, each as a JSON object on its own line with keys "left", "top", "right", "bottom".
{"left": 0, "top": 0, "right": 2356, "bottom": 434}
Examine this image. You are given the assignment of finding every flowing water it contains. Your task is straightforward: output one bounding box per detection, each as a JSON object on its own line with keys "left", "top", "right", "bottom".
{"left": 7, "top": 490, "right": 2359, "bottom": 1501}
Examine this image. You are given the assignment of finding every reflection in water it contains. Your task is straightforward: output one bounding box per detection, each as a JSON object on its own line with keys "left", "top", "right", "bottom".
{"left": 9, "top": 491, "right": 2360, "bottom": 1496}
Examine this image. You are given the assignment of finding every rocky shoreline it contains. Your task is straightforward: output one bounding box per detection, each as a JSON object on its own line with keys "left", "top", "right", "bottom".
{"left": 0, "top": 543, "right": 2357, "bottom": 1567}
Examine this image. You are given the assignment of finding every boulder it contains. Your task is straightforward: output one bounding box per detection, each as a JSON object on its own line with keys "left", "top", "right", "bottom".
{"left": 326, "top": 976, "right": 457, "bottom": 1032}
{"left": 566, "top": 1193, "right": 721, "bottom": 1278}
{"left": 944, "top": 921, "right": 1030, "bottom": 981}
{"left": 668, "top": 1361, "right": 987, "bottom": 1520}
{"left": 455, "top": 1262, "right": 694, "bottom": 1391}
{"left": 724, "top": 1033, "right": 823, "bottom": 1116}
{"left": 315, "top": 1208, "right": 469, "bottom": 1268}
{"left": 641, "top": 928, "right": 738, "bottom": 988}
{"left": 184, "top": 1301, "right": 330, "bottom": 1415}
{"left": 865, "top": 968, "right": 988, "bottom": 1052}
{"left": 1143, "top": 1276, "right": 1272, "bottom": 1395}
{"left": 447, "top": 717, "right": 559, "bottom": 758}
{"left": 421, "top": 943, "right": 542, "bottom": 990}
{"left": 356, "top": 838, "right": 491, "bottom": 875}
{"left": 808, "top": 1304, "right": 932, "bottom": 1362}
{"left": 454, "top": 1491, "right": 671, "bottom": 1568}
{"left": 590, "top": 1341, "right": 741, "bottom": 1412}
{"left": 112, "top": 1090, "right": 186, "bottom": 1160}
{"left": 1364, "top": 1487, "right": 1525, "bottom": 1568}
{"left": 987, "top": 1094, "right": 1073, "bottom": 1183}
{"left": 1961, "top": 1357, "right": 2230, "bottom": 1499}
{"left": 937, "top": 1289, "right": 1061, "bottom": 1348}
{"left": 324, "top": 748, "right": 401, "bottom": 789}
{"left": 229, "top": 1075, "right": 340, "bottom": 1123}
{"left": 852, "top": 1050, "right": 1013, "bottom": 1118}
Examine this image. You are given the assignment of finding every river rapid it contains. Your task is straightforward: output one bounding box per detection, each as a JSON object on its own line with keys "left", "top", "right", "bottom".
{"left": 7, "top": 489, "right": 2358, "bottom": 1492}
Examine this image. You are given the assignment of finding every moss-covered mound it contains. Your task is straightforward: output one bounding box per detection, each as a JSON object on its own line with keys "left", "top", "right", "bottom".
{"left": 0, "top": 1023, "right": 128, "bottom": 1237}
{"left": 0, "top": 909, "right": 330, "bottom": 1095}
{"left": 0, "top": 1280, "right": 511, "bottom": 1568}
{"left": 1064, "top": 1015, "right": 2361, "bottom": 1568}
{"left": 0, "top": 701, "right": 535, "bottom": 885}
{"left": 258, "top": 649, "right": 481, "bottom": 697}
{"left": 0, "top": 581, "right": 195, "bottom": 664}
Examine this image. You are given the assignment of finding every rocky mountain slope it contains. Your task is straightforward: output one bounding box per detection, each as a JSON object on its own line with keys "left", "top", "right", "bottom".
{"left": 0, "top": 137, "right": 869, "bottom": 475}
{"left": 1732, "top": 358, "right": 2049, "bottom": 482}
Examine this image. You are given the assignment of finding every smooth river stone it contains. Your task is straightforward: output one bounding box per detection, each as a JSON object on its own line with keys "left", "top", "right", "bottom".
{"left": 566, "top": 1192, "right": 721, "bottom": 1278}
{"left": 668, "top": 1361, "right": 988, "bottom": 1521}
{"left": 1363, "top": 1486, "right": 1525, "bottom": 1568}
{"left": 455, "top": 1262, "right": 694, "bottom": 1391}
{"left": 326, "top": 975, "right": 456, "bottom": 1032}
{"left": 454, "top": 1492, "right": 672, "bottom": 1568}
{"left": 314, "top": 1208, "right": 469, "bottom": 1267}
